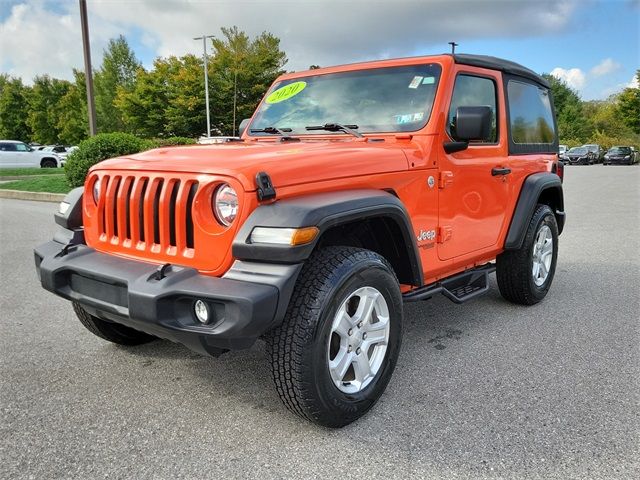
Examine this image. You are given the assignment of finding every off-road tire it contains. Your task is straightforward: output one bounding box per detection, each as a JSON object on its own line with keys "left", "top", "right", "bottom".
{"left": 496, "top": 204, "right": 559, "bottom": 305}
{"left": 41, "top": 159, "right": 57, "bottom": 168}
{"left": 266, "top": 247, "right": 403, "bottom": 428}
{"left": 72, "top": 301, "right": 156, "bottom": 345}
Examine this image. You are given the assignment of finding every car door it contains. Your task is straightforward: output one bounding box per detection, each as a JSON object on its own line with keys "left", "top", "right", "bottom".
{"left": 14, "top": 142, "right": 40, "bottom": 167}
{"left": 437, "top": 69, "right": 510, "bottom": 261}
{"left": 0, "top": 142, "right": 20, "bottom": 167}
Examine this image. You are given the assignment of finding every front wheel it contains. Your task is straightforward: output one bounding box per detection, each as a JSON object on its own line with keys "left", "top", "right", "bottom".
{"left": 496, "top": 204, "right": 559, "bottom": 305}
{"left": 41, "top": 159, "right": 57, "bottom": 168}
{"left": 266, "top": 247, "right": 403, "bottom": 427}
{"left": 73, "top": 302, "right": 156, "bottom": 345}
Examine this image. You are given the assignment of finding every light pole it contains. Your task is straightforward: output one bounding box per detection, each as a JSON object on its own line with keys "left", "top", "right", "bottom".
{"left": 79, "top": 0, "right": 97, "bottom": 135}
{"left": 194, "top": 35, "right": 215, "bottom": 138}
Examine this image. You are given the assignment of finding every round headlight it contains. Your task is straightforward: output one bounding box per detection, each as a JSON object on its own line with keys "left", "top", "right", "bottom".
{"left": 92, "top": 178, "right": 101, "bottom": 204}
{"left": 213, "top": 184, "right": 238, "bottom": 226}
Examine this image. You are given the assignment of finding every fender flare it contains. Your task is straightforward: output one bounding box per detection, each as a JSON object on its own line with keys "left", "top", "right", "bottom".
{"left": 232, "top": 189, "right": 423, "bottom": 285}
{"left": 504, "top": 173, "right": 565, "bottom": 250}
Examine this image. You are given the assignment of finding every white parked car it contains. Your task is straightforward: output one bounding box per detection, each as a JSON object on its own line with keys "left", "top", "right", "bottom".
{"left": 0, "top": 140, "right": 61, "bottom": 168}
{"left": 40, "top": 145, "right": 77, "bottom": 166}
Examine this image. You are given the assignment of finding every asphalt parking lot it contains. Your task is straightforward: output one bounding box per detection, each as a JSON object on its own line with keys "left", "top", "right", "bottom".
{"left": 1, "top": 165, "right": 638, "bottom": 479}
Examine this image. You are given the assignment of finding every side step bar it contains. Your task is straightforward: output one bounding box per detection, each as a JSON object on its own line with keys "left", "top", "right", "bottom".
{"left": 403, "top": 263, "right": 496, "bottom": 304}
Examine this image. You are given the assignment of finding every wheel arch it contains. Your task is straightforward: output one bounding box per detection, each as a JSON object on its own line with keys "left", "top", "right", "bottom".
{"left": 232, "top": 189, "right": 423, "bottom": 286}
{"left": 504, "top": 172, "right": 565, "bottom": 250}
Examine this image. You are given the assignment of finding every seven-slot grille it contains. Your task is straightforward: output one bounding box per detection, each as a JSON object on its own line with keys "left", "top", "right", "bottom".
{"left": 95, "top": 174, "right": 198, "bottom": 256}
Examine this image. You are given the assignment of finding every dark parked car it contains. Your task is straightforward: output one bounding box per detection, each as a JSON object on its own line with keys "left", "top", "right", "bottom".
{"left": 582, "top": 144, "right": 604, "bottom": 163}
{"left": 564, "top": 146, "right": 595, "bottom": 165}
{"left": 603, "top": 146, "right": 637, "bottom": 165}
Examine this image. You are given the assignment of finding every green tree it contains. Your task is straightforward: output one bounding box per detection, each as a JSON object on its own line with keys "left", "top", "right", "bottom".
{"left": 0, "top": 76, "right": 31, "bottom": 141}
{"left": 164, "top": 54, "right": 207, "bottom": 137}
{"left": 208, "top": 26, "right": 287, "bottom": 135}
{"left": 115, "top": 63, "right": 170, "bottom": 138}
{"left": 543, "top": 73, "right": 592, "bottom": 143}
{"left": 26, "top": 75, "right": 72, "bottom": 144}
{"left": 94, "top": 35, "right": 141, "bottom": 133}
{"left": 616, "top": 70, "right": 640, "bottom": 135}
{"left": 57, "top": 70, "right": 89, "bottom": 145}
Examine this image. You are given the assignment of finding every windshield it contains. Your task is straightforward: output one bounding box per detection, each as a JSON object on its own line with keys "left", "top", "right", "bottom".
{"left": 249, "top": 64, "right": 442, "bottom": 136}
{"left": 568, "top": 147, "right": 588, "bottom": 154}
{"left": 583, "top": 145, "right": 597, "bottom": 152}
{"left": 608, "top": 147, "right": 630, "bottom": 154}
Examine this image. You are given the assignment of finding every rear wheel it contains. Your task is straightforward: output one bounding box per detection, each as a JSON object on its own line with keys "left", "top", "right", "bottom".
{"left": 266, "top": 247, "right": 403, "bottom": 427}
{"left": 496, "top": 204, "right": 559, "bottom": 305}
{"left": 73, "top": 302, "right": 156, "bottom": 345}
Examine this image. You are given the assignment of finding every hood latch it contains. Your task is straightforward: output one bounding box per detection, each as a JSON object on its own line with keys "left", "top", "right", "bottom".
{"left": 256, "top": 171, "right": 276, "bottom": 201}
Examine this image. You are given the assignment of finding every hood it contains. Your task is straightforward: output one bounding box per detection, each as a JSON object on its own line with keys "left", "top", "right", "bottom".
{"left": 92, "top": 139, "right": 412, "bottom": 191}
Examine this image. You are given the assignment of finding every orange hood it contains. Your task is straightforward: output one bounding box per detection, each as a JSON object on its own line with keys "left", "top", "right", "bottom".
{"left": 92, "top": 139, "right": 412, "bottom": 191}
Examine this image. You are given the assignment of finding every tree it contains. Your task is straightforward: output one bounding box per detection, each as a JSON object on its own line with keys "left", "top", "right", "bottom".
{"left": 94, "top": 35, "right": 141, "bottom": 133}
{"left": 208, "top": 26, "right": 287, "bottom": 135}
{"left": 57, "top": 70, "right": 89, "bottom": 145}
{"left": 616, "top": 70, "right": 640, "bottom": 135}
{"left": 0, "top": 76, "right": 31, "bottom": 141}
{"left": 26, "top": 75, "right": 72, "bottom": 144}
{"left": 542, "top": 73, "right": 592, "bottom": 143}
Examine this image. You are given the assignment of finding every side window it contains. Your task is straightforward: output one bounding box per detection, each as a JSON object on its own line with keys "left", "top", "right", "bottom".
{"left": 507, "top": 80, "right": 556, "bottom": 144}
{"left": 448, "top": 74, "right": 497, "bottom": 143}
{"left": 0, "top": 143, "right": 17, "bottom": 152}
{"left": 15, "top": 143, "right": 29, "bottom": 152}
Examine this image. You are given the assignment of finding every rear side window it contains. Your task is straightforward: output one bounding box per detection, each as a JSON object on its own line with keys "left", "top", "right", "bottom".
{"left": 448, "top": 74, "right": 497, "bottom": 143}
{"left": 507, "top": 79, "right": 557, "bottom": 151}
{"left": 0, "top": 143, "right": 17, "bottom": 151}
{"left": 15, "top": 143, "right": 29, "bottom": 152}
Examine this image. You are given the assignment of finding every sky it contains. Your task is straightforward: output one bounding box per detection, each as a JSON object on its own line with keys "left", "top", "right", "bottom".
{"left": 0, "top": 0, "right": 638, "bottom": 100}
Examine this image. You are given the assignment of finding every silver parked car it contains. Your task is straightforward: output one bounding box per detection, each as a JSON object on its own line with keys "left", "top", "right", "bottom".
{"left": 0, "top": 140, "right": 61, "bottom": 168}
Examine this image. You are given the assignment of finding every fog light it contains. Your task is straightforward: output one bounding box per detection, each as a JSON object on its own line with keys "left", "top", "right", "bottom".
{"left": 194, "top": 300, "right": 210, "bottom": 324}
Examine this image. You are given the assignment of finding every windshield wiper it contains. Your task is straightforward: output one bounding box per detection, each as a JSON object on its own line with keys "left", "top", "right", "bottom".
{"left": 305, "top": 123, "right": 363, "bottom": 138}
{"left": 250, "top": 126, "right": 300, "bottom": 142}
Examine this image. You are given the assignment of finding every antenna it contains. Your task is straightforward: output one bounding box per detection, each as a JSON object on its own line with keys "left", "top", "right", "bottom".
{"left": 449, "top": 42, "right": 458, "bottom": 55}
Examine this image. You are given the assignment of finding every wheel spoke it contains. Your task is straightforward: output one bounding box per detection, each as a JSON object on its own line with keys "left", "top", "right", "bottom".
{"left": 532, "top": 261, "right": 540, "bottom": 279}
{"left": 333, "top": 307, "right": 354, "bottom": 337}
{"left": 352, "top": 355, "right": 372, "bottom": 384}
{"left": 329, "top": 348, "right": 354, "bottom": 384}
{"left": 542, "top": 239, "right": 553, "bottom": 256}
{"left": 363, "top": 323, "right": 388, "bottom": 344}
{"left": 539, "top": 261, "right": 548, "bottom": 278}
{"left": 353, "top": 290, "right": 379, "bottom": 325}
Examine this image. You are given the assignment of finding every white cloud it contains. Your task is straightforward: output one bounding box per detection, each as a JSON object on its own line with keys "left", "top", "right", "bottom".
{"left": 1, "top": 0, "right": 580, "bottom": 82}
{"left": 551, "top": 67, "right": 587, "bottom": 90}
{"left": 590, "top": 58, "right": 621, "bottom": 76}
{"left": 628, "top": 74, "right": 639, "bottom": 89}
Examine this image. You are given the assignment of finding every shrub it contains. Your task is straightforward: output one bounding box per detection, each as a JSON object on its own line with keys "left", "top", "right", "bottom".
{"left": 152, "top": 136, "right": 197, "bottom": 147}
{"left": 64, "top": 133, "right": 155, "bottom": 188}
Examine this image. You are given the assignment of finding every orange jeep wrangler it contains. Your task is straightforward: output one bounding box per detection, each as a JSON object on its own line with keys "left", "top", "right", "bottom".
{"left": 35, "top": 54, "right": 565, "bottom": 427}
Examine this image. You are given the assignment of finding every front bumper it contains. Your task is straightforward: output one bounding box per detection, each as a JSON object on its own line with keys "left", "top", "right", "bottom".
{"left": 35, "top": 235, "right": 301, "bottom": 356}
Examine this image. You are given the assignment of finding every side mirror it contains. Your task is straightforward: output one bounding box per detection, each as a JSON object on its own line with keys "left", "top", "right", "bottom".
{"left": 238, "top": 118, "right": 250, "bottom": 137}
{"left": 454, "top": 106, "right": 493, "bottom": 141}
{"left": 443, "top": 106, "right": 493, "bottom": 154}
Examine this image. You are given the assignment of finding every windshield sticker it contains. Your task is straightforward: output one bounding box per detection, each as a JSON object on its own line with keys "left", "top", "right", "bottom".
{"left": 395, "top": 112, "right": 424, "bottom": 124}
{"left": 408, "top": 76, "right": 423, "bottom": 89}
{"left": 422, "top": 76, "right": 435, "bottom": 85}
{"left": 266, "top": 81, "right": 307, "bottom": 104}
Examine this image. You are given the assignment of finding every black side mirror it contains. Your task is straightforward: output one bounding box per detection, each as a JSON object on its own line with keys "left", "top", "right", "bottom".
{"left": 454, "top": 106, "right": 493, "bottom": 141}
{"left": 443, "top": 106, "right": 493, "bottom": 154}
{"left": 238, "top": 118, "right": 250, "bottom": 137}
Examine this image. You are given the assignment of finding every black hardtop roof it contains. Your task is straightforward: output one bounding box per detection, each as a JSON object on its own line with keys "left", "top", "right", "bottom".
{"left": 452, "top": 54, "right": 550, "bottom": 88}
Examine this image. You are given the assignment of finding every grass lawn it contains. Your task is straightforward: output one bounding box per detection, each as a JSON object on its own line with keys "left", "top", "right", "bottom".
{"left": 0, "top": 167, "right": 65, "bottom": 177}
{"left": 0, "top": 175, "right": 71, "bottom": 194}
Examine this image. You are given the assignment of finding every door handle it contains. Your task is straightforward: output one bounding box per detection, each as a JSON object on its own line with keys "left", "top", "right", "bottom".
{"left": 491, "top": 167, "right": 511, "bottom": 176}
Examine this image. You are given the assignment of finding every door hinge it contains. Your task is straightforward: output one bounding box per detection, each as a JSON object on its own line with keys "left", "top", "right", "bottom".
{"left": 438, "top": 226, "right": 453, "bottom": 243}
{"left": 439, "top": 171, "right": 453, "bottom": 189}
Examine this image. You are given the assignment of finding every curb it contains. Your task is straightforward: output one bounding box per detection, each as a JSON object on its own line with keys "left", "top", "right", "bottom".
{"left": 0, "top": 190, "right": 66, "bottom": 203}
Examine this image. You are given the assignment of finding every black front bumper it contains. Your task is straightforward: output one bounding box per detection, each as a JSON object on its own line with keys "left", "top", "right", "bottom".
{"left": 35, "top": 236, "right": 301, "bottom": 356}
